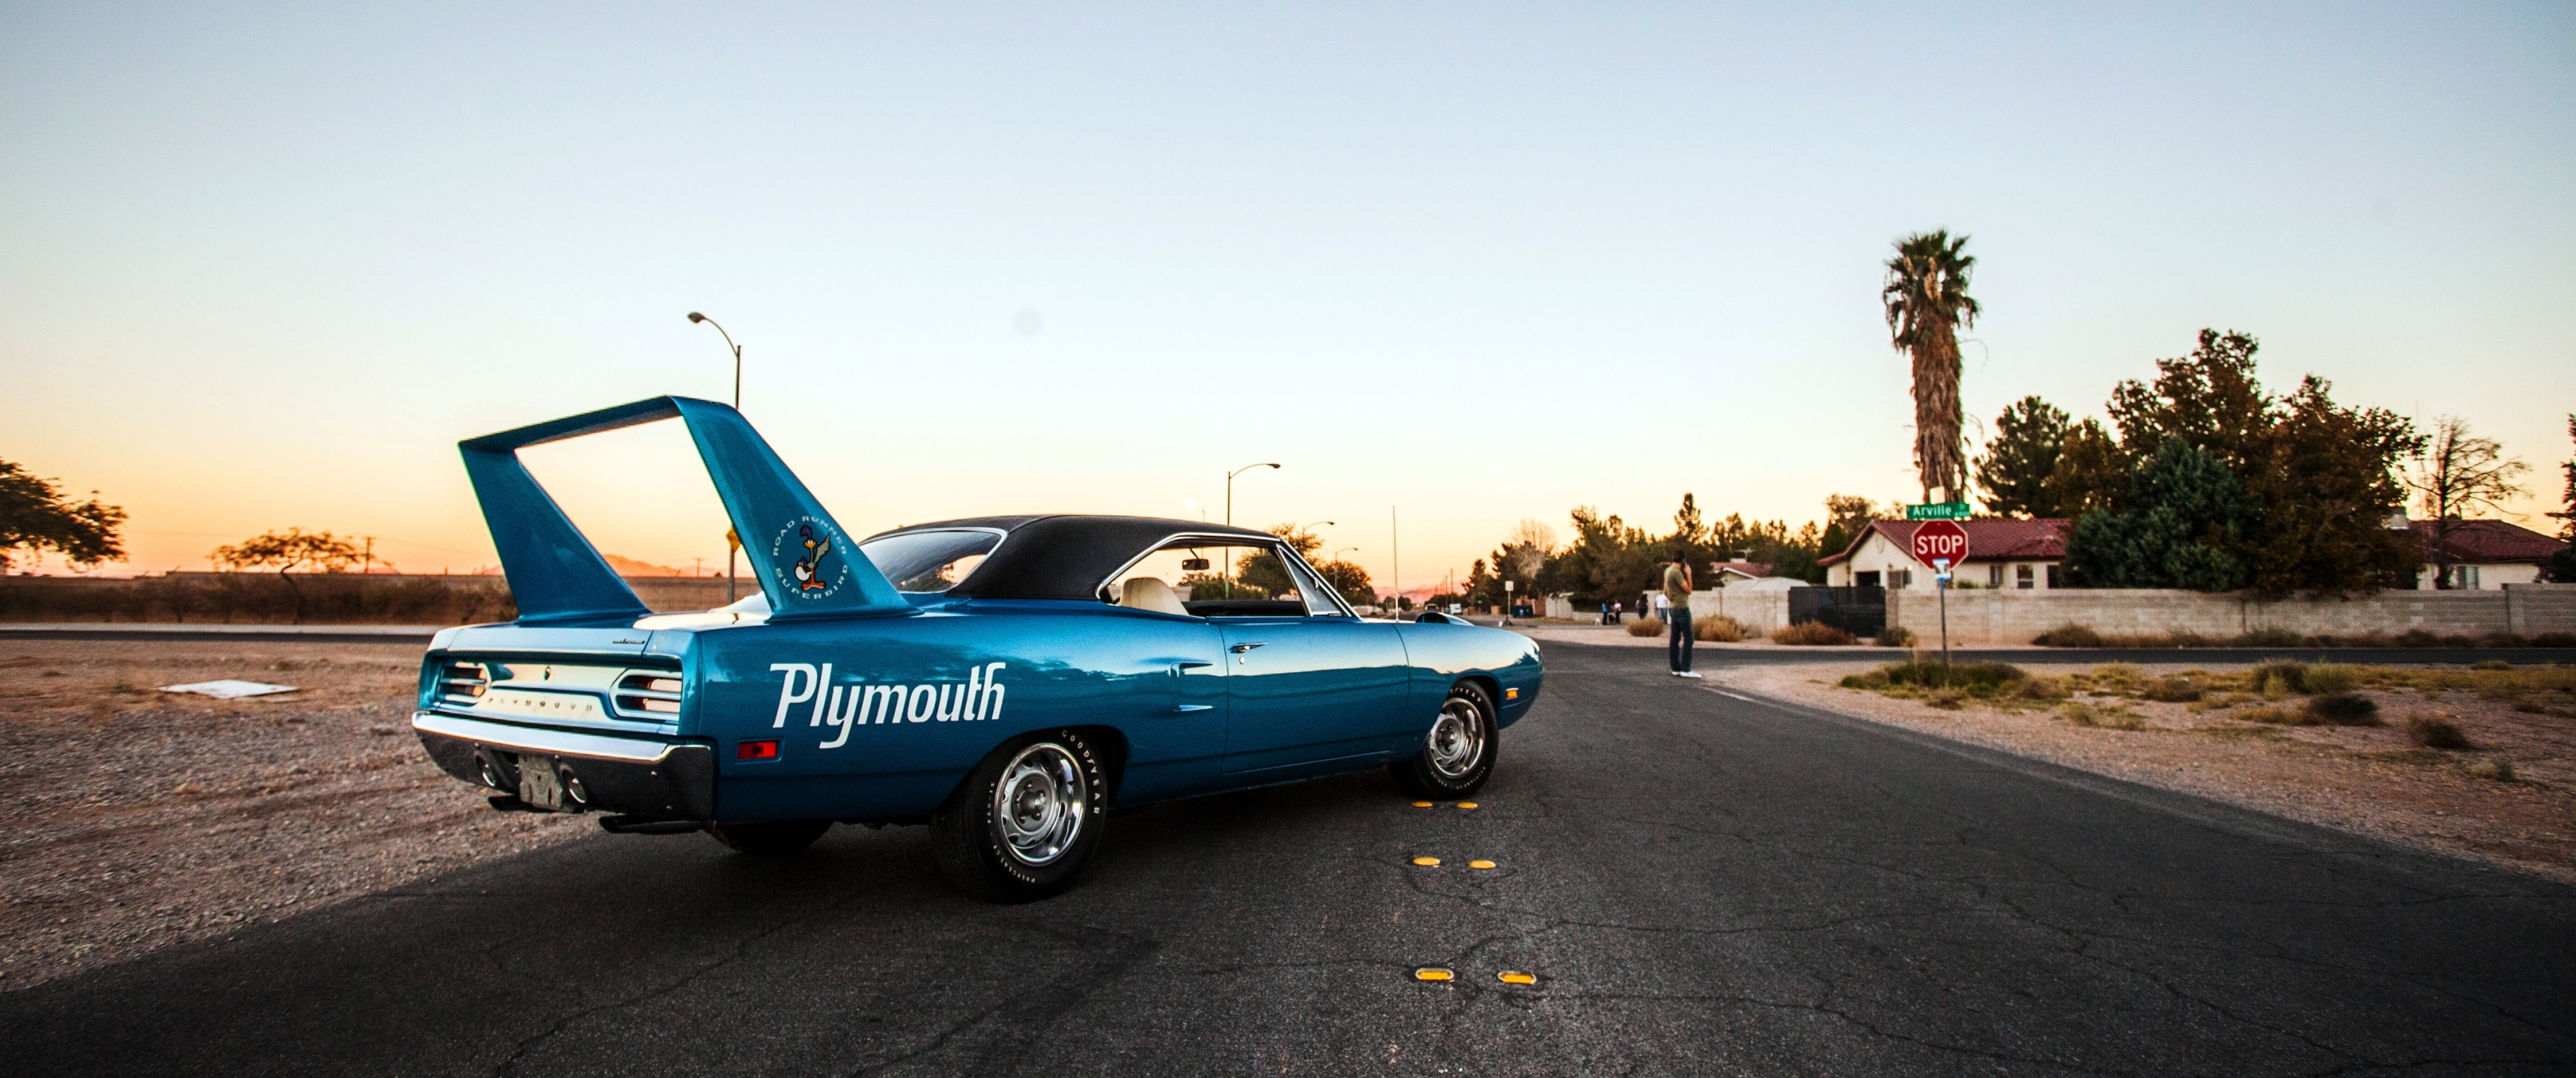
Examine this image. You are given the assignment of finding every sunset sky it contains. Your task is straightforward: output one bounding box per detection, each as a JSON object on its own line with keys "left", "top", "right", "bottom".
{"left": 4, "top": 2, "right": 2569, "bottom": 596}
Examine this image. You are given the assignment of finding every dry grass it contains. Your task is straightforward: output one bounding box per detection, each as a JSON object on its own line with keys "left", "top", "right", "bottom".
{"left": 1694, "top": 615, "right": 1749, "bottom": 643}
{"left": 1772, "top": 621, "right": 1858, "bottom": 646}
{"left": 2406, "top": 715, "right": 2473, "bottom": 750}
{"left": 1626, "top": 617, "right": 1664, "bottom": 638}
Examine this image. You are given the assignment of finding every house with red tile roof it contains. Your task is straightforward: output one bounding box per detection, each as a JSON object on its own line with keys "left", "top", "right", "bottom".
{"left": 2403, "top": 519, "right": 2569, "bottom": 590}
{"left": 1819, "top": 519, "right": 2071, "bottom": 591}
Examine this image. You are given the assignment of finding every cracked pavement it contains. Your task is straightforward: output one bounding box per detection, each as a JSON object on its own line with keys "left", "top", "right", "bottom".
{"left": 4, "top": 640, "right": 2572, "bottom": 1076}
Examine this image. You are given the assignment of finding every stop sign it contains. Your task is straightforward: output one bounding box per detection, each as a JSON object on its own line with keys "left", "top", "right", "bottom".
{"left": 1911, "top": 520, "right": 1969, "bottom": 566}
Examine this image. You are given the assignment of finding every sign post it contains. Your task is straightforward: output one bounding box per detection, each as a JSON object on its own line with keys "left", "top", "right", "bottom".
{"left": 1910, "top": 521, "right": 1969, "bottom": 666}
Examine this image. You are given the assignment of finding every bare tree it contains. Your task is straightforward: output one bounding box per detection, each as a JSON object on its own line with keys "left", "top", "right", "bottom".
{"left": 1493, "top": 518, "right": 1555, "bottom": 600}
{"left": 2406, "top": 416, "right": 2529, "bottom": 589}
{"left": 1883, "top": 231, "right": 1981, "bottom": 504}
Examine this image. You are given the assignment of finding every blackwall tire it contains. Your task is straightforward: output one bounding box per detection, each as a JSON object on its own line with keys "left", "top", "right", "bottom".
{"left": 705, "top": 819, "right": 831, "bottom": 854}
{"left": 929, "top": 731, "right": 1108, "bottom": 903}
{"left": 1389, "top": 682, "right": 1498, "bottom": 800}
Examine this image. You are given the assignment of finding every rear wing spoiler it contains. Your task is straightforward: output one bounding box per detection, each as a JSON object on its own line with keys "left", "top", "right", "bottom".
{"left": 459, "top": 396, "right": 908, "bottom": 625}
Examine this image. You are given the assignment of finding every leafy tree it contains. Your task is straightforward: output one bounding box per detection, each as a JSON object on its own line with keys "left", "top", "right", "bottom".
{"left": 1975, "top": 396, "right": 2071, "bottom": 517}
{"left": 2106, "top": 329, "right": 2274, "bottom": 473}
{"left": 1313, "top": 558, "right": 1374, "bottom": 607}
{"left": 2065, "top": 440, "right": 2255, "bottom": 590}
{"left": 1883, "top": 231, "right": 1981, "bottom": 503}
{"left": 2544, "top": 415, "right": 2576, "bottom": 583}
{"left": 210, "top": 529, "right": 365, "bottom": 623}
{"left": 2238, "top": 376, "right": 2422, "bottom": 595}
{"left": 2046, "top": 418, "right": 2125, "bottom": 518}
{"left": 0, "top": 459, "right": 127, "bottom": 572}
{"left": 2087, "top": 329, "right": 2420, "bottom": 597}
{"left": 2406, "top": 416, "right": 2530, "bottom": 588}
{"left": 1231, "top": 523, "right": 1323, "bottom": 598}
{"left": 1817, "top": 493, "right": 1877, "bottom": 558}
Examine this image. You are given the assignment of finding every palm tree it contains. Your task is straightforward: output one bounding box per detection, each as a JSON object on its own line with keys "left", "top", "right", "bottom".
{"left": 1883, "top": 231, "right": 1981, "bottom": 505}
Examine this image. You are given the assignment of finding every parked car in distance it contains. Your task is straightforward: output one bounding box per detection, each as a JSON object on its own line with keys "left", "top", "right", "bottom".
{"left": 411, "top": 397, "right": 1544, "bottom": 901}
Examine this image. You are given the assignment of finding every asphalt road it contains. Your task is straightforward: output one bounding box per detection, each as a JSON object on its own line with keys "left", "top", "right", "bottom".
{"left": 7, "top": 641, "right": 2572, "bottom": 1076}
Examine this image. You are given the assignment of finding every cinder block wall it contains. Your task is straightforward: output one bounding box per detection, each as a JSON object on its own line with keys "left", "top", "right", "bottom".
{"left": 1884, "top": 584, "right": 2576, "bottom": 645}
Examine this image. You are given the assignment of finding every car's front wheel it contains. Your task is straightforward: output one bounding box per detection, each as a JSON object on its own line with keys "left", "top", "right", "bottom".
{"left": 930, "top": 731, "right": 1108, "bottom": 902}
{"left": 1390, "top": 682, "right": 1498, "bottom": 799}
{"left": 705, "top": 819, "right": 831, "bottom": 854}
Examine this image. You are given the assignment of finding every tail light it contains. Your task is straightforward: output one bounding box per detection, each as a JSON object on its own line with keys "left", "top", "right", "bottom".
{"left": 439, "top": 662, "right": 489, "bottom": 704}
{"left": 613, "top": 672, "right": 684, "bottom": 718}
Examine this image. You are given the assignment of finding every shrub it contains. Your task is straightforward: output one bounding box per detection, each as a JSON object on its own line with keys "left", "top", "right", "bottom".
{"left": 1695, "top": 615, "right": 1747, "bottom": 643}
{"left": 2304, "top": 692, "right": 2381, "bottom": 726}
{"left": 2033, "top": 624, "right": 2103, "bottom": 648}
{"left": 2476, "top": 758, "right": 2516, "bottom": 782}
{"left": 2166, "top": 630, "right": 2214, "bottom": 648}
{"left": 2531, "top": 632, "right": 2576, "bottom": 648}
{"left": 1874, "top": 625, "right": 1918, "bottom": 648}
{"left": 1626, "top": 617, "right": 1664, "bottom": 638}
{"left": 2250, "top": 660, "right": 2309, "bottom": 695}
{"left": 2302, "top": 664, "right": 2360, "bottom": 694}
{"left": 2473, "top": 660, "right": 2512, "bottom": 672}
{"left": 2237, "top": 705, "right": 2307, "bottom": 725}
{"left": 2059, "top": 701, "right": 2097, "bottom": 725}
{"left": 2404, "top": 716, "right": 2470, "bottom": 750}
{"left": 1773, "top": 621, "right": 1858, "bottom": 646}
{"left": 2141, "top": 676, "right": 2202, "bottom": 702}
{"left": 1877, "top": 660, "right": 2028, "bottom": 689}
{"left": 2394, "top": 629, "right": 2439, "bottom": 648}
{"left": 2232, "top": 627, "right": 2303, "bottom": 648}
{"left": 1926, "top": 688, "right": 1967, "bottom": 710}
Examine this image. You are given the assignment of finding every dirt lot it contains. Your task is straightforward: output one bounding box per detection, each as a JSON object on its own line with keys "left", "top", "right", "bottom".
{"left": 0, "top": 640, "right": 588, "bottom": 991}
{"left": 1721, "top": 658, "right": 2576, "bottom": 885}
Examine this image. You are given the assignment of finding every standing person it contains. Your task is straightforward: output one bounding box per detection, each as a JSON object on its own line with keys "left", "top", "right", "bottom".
{"left": 1663, "top": 549, "right": 1698, "bottom": 677}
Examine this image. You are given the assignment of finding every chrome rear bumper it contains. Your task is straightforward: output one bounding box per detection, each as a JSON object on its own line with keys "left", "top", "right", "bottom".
{"left": 412, "top": 711, "right": 715, "bottom": 820}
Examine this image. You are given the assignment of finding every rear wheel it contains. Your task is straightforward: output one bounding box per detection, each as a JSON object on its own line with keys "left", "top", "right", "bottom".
{"left": 930, "top": 731, "right": 1108, "bottom": 902}
{"left": 1390, "top": 682, "right": 1497, "bottom": 800}
{"left": 705, "top": 819, "right": 831, "bottom": 854}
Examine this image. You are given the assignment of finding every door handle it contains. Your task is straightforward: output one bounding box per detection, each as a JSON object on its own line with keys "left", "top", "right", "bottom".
{"left": 1229, "top": 642, "right": 1266, "bottom": 653}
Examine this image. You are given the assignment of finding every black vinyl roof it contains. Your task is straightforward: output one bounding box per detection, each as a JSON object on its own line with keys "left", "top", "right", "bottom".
{"left": 860, "top": 515, "right": 1277, "bottom": 601}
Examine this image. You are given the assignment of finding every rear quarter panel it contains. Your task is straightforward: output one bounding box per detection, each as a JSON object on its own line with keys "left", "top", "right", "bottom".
{"left": 1393, "top": 621, "right": 1544, "bottom": 730}
{"left": 684, "top": 602, "right": 1225, "bottom": 820}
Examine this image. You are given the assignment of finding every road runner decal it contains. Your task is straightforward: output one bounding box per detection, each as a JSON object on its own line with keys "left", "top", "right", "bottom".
{"left": 768, "top": 662, "right": 1009, "bottom": 749}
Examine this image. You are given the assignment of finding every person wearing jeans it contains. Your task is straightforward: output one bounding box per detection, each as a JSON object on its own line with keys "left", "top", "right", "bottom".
{"left": 1662, "top": 549, "right": 1698, "bottom": 677}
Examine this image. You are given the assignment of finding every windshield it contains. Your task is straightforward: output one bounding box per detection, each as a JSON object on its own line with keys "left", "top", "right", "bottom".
{"left": 858, "top": 529, "right": 1002, "bottom": 592}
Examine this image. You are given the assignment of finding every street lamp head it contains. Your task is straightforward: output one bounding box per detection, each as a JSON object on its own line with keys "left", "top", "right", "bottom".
{"left": 687, "top": 311, "right": 706, "bottom": 323}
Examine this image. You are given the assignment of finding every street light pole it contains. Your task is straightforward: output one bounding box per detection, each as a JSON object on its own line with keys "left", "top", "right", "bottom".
{"left": 1224, "top": 462, "right": 1280, "bottom": 596}
{"left": 690, "top": 311, "right": 746, "bottom": 600}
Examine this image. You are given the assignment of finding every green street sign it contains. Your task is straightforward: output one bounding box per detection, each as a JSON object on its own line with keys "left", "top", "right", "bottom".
{"left": 1905, "top": 502, "right": 1973, "bottom": 520}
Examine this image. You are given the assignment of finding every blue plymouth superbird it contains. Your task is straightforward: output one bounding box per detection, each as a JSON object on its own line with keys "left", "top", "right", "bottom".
{"left": 413, "top": 397, "right": 1543, "bottom": 900}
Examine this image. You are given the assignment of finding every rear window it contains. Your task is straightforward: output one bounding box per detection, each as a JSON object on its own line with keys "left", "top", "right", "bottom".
{"left": 860, "top": 529, "right": 1001, "bottom": 592}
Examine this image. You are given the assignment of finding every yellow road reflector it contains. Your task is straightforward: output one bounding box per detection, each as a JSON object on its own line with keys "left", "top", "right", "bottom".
{"left": 1456, "top": 802, "right": 1479, "bottom": 810}
{"left": 1498, "top": 970, "right": 1537, "bottom": 985}
{"left": 1411, "top": 801, "right": 1433, "bottom": 808}
{"left": 1468, "top": 859, "right": 1496, "bottom": 870}
{"left": 1415, "top": 967, "right": 1454, "bottom": 981}
{"left": 1412, "top": 856, "right": 1440, "bottom": 867}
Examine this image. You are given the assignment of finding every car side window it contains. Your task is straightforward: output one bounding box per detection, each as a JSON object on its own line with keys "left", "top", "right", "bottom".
{"left": 1102, "top": 538, "right": 1348, "bottom": 618}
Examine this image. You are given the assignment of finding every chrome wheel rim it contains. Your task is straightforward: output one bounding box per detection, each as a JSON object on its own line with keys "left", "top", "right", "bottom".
{"left": 992, "top": 743, "right": 1087, "bottom": 867}
{"left": 1427, "top": 699, "right": 1486, "bottom": 779}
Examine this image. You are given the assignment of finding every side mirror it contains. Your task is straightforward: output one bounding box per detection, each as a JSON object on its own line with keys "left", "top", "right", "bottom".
{"left": 1181, "top": 558, "right": 1209, "bottom": 571}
